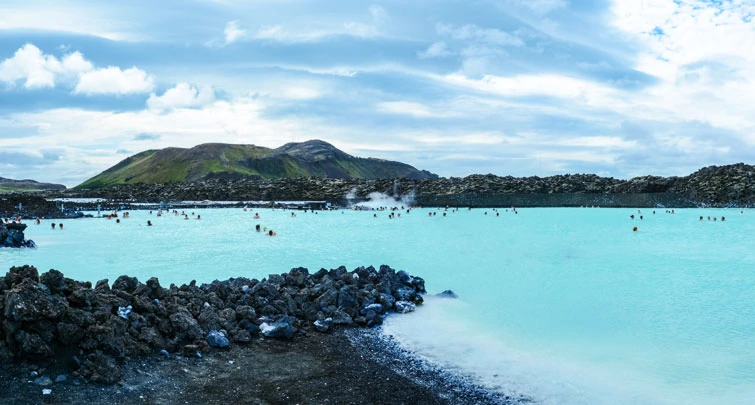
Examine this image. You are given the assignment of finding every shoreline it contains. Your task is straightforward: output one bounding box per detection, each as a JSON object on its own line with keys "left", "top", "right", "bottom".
{"left": 1, "top": 264, "right": 512, "bottom": 403}
{"left": 0, "top": 326, "right": 521, "bottom": 405}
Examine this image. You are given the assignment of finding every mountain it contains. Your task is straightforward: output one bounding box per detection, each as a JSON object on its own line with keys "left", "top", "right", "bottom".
{"left": 0, "top": 177, "right": 67, "bottom": 193}
{"left": 77, "top": 140, "right": 437, "bottom": 189}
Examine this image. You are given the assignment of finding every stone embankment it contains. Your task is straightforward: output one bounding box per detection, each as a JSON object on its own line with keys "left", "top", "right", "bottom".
{"left": 0, "top": 264, "right": 425, "bottom": 384}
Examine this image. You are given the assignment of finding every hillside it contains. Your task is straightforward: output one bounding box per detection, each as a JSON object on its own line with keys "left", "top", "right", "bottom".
{"left": 0, "top": 177, "right": 66, "bottom": 193}
{"left": 77, "top": 140, "right": 437, "bottom": 189}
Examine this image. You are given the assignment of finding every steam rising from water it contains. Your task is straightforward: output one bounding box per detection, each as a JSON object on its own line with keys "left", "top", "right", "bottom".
{"left": 345, "top": 187, "right": 416, "bottom": 210}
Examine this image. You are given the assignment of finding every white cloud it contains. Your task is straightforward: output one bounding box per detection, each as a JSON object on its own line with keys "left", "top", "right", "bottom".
{"left": 534, "top": 150, "right": 617, "bottom": 164}
{"left": 61, "top": 52, "right": 94, "bottom": 76}
{"left": 436, "top": 23, "right": 524, "bottom": 47}
{"left": 552, "top": 136, "right": 637, "bottom": 149}
{"left": 369, "top": 5, "right": 390, "bottom": 25}
{"left": 0, "top": 44, "right": 58, "bottom": 88}
{"left": 147, "top": 83, "right": 215, "bottom": 111}
{"left": 0, "top": 44, "right": 94, "bottom": 89}
{"left": 253, "top": 4, "right": 389, "bottom": 43}
{"left": 608, "top": 0, "right": 755, "bottom": 138}
{"left": 412, "top": 133, "right": 508, "bottom": 145}
{"left": 443, "top": 73, "right": 618, "bottom": 103}
{"left": 0, "top": 6, "right": 135, "bottom": 41}
{"left": 434, "top": 22, "right": 523, "bottom": 77}
{"left": 74, "top": 67, "right": 155, "bottom": 95}
{"left": 0, "top": 44, "right": 157, "bottom": 96}
{"left": 377, "top": 101, "right": 456, "bottom": 118}
{"left": 418, "top": 42, "right": 452, "bottom": 59}
{"left": 224, "top": 20, "right": 246, "bottom": 44}
{"left": 254, "top": 24, "right": 316, "bottom": 42}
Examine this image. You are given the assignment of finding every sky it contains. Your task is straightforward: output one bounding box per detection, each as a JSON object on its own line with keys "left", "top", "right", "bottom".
{"left": 2, "top": 0, "right": 755, "bottom": 187}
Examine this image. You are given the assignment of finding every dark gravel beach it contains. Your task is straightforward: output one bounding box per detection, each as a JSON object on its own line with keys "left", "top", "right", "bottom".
{"left": 0, "top": 327, "right": 522, "bottom": 405}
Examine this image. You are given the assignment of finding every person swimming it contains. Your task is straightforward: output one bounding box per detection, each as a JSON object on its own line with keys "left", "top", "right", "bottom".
{"left": 147, "top": 220, "right": 153, "bottom": 226}
{"left": 254, "top": 213, "right": 260, "bottom": 219}
{"left": 267, "top": 230, "right": 276, "bottom": 236}
{"left": 51, "top": 223, "right": 56, "bottom": 229}
{"left": 255, "top": 224, "right": 261, "bottom": 232}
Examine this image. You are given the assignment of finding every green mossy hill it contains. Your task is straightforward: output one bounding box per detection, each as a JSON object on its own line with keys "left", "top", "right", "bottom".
{"left": 77, "top": 140, "right": 437, "bottom": 189}
{"left": 0, "top": 177, "right": 66, "bottom": 193}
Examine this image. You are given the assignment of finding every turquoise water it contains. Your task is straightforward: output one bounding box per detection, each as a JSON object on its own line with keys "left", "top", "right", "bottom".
{"left": 1, "top": 207, "right": 753, "bottom": 404}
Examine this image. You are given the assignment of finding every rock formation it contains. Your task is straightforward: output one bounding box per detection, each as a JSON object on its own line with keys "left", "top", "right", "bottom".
{"left": 0, "top": 265, "right": 425, "bottom": 384}
{"left": 0, "top": 222, "right": 35, "bottom": 248}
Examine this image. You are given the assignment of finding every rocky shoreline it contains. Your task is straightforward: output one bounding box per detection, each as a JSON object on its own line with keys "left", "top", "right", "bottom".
{"left": 0, "top": 195, "right": 89, "bottom": 220}
{"left": 0, "top": 264, "right": 525, "bottom": 404}
{"left": 0, "top": 264, "right": 426, "bottom": 382}
{"left": 7, "top": 162, "right": 751, "bottom": 208}
{"left": 0, "top": 326, "right": 521, "bottom": 405}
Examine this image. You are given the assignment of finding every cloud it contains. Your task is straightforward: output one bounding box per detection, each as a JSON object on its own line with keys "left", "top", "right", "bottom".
{"left": 442, "top": 73, "right": 618, "bottom": 103}
{"left": 74, "top": 67, "right": 155, "bottom": 95}
{"left": 411, "top": 133, "right": 508, "bottom": 145}
{"left": 40, "top": 148, "right": 66, "bottom": 160}
{"left": 377, "top": 101, "right": 455, "bottom": 118}
{"left": 0, "top": 6, "right": 134, "bottom": 41}
{"left": 369, "top": 5, "right": 389, "bottom": 25}
{"left": 61, "top": 52, "right": 94, "bottom": 76}
{"left": 436, "top": 23, "right": 524, "bottom": 47}
{"left": 147, "top": 83, "right": 215, "bottom": 111}
{"left": 253, "top": 4, "right": 390, "bottom": 43}
{"left": 607, "top": 0, "right": 755, "bottom": 134}
{"left": 0, "top": 150, "right": 55, "bottom": 166}
{"left": 0, "top": 44, "right": 58, "bottom": 88}
{"left": 0, "top": 44, "right": 156, "bottom": 96}
{"left": 133, "top": 133, "right": 160, "bottom": 141}
{"left": 0, "top": 44, "right": 91, "bottom": 89}
{"left": 418, "top": 42, "right": 452, "bottom": 59}
{"left": 432, "top": 22, "right": 524, "bottom": 76}
{"left": 224, "top": 20, "right": 246, "bottom": 44}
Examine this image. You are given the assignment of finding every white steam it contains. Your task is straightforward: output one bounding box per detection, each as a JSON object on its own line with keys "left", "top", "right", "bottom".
{"left": 350, "top": 190, "right": 416, "bottom": 210}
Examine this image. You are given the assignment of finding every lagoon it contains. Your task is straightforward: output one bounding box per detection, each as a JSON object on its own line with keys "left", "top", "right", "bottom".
{"left": 1, "top": 206, "right": 753, "bottom": 404}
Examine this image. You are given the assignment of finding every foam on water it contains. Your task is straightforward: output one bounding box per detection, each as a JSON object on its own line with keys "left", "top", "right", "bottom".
{"left": 1, "top": 207, "right": 754, "bottom": 404}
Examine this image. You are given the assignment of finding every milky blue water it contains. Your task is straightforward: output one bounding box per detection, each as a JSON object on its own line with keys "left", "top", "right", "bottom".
{"left": 1, "top": 207, "right": 753, "bottom": 404}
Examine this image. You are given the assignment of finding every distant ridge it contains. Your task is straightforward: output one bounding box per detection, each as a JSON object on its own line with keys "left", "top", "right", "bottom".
{"left": 0, "top": 177, "right": 66, "bottom": 193}
{"left": 77, "top": 140, "right": 437, "bottom": 189}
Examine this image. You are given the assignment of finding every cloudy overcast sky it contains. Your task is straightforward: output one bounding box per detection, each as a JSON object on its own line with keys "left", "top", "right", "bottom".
{"left": 1, "top": 0, "right": 754, "bottom": 186}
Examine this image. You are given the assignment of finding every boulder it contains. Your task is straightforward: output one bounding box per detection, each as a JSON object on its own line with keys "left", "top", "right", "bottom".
{"left": 206, "top": 330, "right": 230, "bottom": 348}
{"left": 260, "top": 321, "right": 293, "bottom": 339}
{"left": 394, "top": 301, "right": 416, "bottom": 314}
{"left": 4, "top": 279, "right": 66, "bottom": 321}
